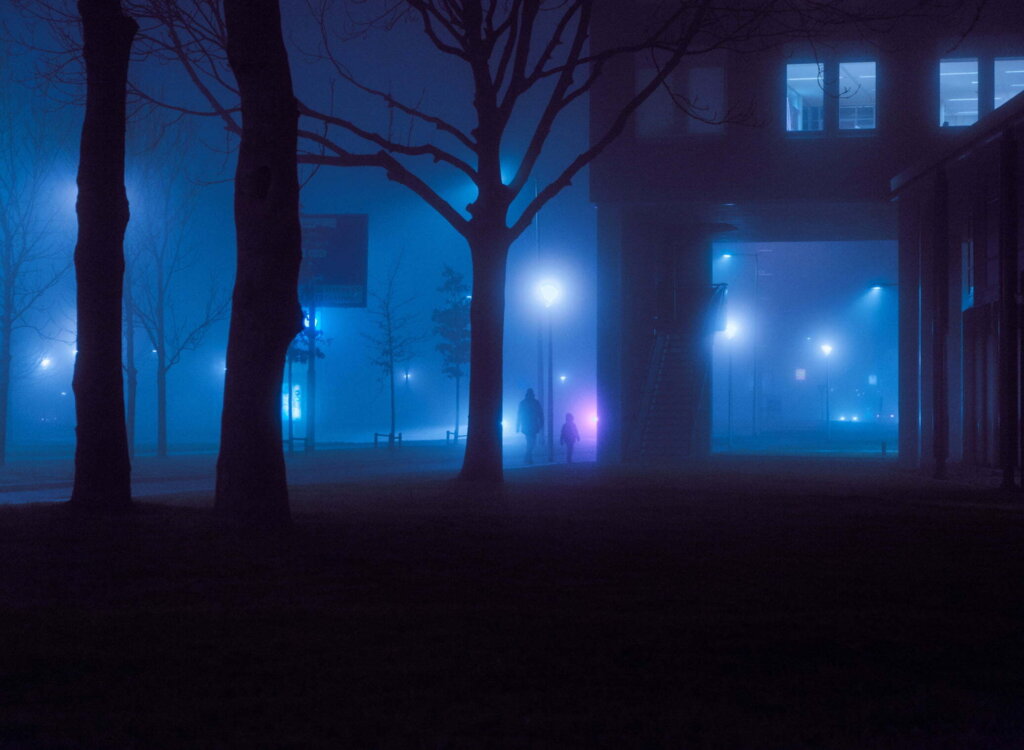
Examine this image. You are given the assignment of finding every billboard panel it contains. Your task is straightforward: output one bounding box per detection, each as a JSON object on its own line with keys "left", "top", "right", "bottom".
{"left": 300, "top": 214, "right": 368, "bottom": 308}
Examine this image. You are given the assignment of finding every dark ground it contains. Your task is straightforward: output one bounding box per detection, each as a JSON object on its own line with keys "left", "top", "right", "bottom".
{"left": 0, "top": 456, "right": 1022, "bottom": 749}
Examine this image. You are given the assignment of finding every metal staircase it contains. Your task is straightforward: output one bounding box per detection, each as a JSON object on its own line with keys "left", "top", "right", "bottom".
{"left": 631, "top": 284, "right": 726, "bottom": 463}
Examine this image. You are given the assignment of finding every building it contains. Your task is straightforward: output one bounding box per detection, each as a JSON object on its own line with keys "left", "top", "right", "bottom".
{"left": 590, "top": 1, "right": 1024, "bottom": 464}
{"left": 892, "top": 87, "right": 1024, "bottom": 483}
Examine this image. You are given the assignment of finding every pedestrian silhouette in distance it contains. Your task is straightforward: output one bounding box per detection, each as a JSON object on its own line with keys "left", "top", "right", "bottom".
{"left": 560, "top": 412, "right": 580, "bottom": 463}
{"left": 516, "top": 388, "right": 544, "bottom": 464}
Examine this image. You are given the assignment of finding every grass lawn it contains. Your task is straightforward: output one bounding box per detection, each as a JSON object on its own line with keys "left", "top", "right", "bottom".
{"left": 0, "top": 458, "right": 1022, "bottom": 748}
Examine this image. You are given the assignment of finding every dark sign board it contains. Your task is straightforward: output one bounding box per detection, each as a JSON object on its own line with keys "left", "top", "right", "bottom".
{"left": 300, "top": 214, "right": 368, "bottom": 308}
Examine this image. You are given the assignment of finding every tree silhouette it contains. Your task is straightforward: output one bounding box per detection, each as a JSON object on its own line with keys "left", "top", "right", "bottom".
{"left": 366, "top": 261, "right": 421, "bottom": 445}
{"left": 213, "top": 0, "right": 303, "bottom": 526}
{"left": 69, "top": 0, "right": 136, "bottom": 511}
{"left": 0, "top": 56, "right": 72, "bottom": 466}
{"left": 432, "top": 265, "right": 471, "bottom": 440}
{"left": 125, "top": 154, "right": 229, "bottom": 458}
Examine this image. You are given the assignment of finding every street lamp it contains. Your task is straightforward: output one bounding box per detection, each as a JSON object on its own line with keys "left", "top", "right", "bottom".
{"left": 537, "top": 279, "right": 562, "bottom": 462}
{"left": 821, "top": 343, "right": 833, "bottom": 440}
{"left": 724, "top": 321, "right": 739, "bottom": 448}
{"left": 719, "top": 249, "right": 769, "bottom": 436}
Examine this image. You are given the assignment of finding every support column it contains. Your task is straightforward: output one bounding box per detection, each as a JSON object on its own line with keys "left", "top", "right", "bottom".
{"left": 1000, "top": 128, "right": 1019, "bottom": 489}
{"left": 897, "top": 197, "right": 921, "bottom": 468}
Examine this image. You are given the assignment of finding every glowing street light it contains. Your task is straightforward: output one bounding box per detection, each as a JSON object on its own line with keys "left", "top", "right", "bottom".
{"left": 821, "top": 343, "right": 834, "bottom": 440}
{"left": 39, "top": 357, "right": 52, "bottom": 370}
{"left": 537, "top": 279, "right": 562, "bottom": 308}
{"left": 536, "top": 278, "right": 562, "bottom": 461}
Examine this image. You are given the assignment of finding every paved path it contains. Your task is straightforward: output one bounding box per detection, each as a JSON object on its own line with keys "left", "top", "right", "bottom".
{"left": 0, "top": 439, "right": 598, "bottom": 504}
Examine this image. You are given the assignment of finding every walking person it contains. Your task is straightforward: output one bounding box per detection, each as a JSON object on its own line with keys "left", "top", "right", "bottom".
{"left": 516, "top": 388, "right": 544, "bottom": 464}
{"left": 560, "top": 412, "right": 580, "bottom": 463}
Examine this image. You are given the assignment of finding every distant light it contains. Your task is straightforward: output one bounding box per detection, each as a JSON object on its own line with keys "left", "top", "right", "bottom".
{"left": 820, "top": 343, "right": 833, "bottom": 356}
{"left": 536, "top": 279, "right": 562, "bottom": 308}
{"left": 839, "top": 416, "right": 847, "bottom": 421}
{"left": 851, "top": 416, "right": 860, "bottom": 422}
{"left": 889, "top": 413, "right": 895, "bottom": 419}
{"left": 559, "top": 374, "right": 567, "bottom": 383}
{"left": 501, "top": 420, "right": 507, "bottom": 429}
{"left": 403, "top": 372, "right": 411, "bottom": 380}
{"left": 721, "top": 253, "right": 733, "bottom": 259}
{"left": 724, "top": 321, "right": 739, "bottom": 339}
{"left": 795, "top": 368, "right": 807, "bottom": 381}
{"left": 151, "top": 349, "right": 157, "bottom": 354}
{"left": 871, "top": 285, "right": 883, "bottom": 291}
{"left": 40, "top": 357, "right": 52, "bottom": 369}
{"left": 60, "top": 391, "right": 67, "bottom": 397}
{"left": 591, "top": 414, "right": 599, "bottom": 425}
{"left": 868, "top": 374, "right": 878, "bottom": 385}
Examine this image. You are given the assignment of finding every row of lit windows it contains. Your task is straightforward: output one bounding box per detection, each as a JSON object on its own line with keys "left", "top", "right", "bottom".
{"left": 786, "top": 58, "right": 1024, "bottom": 133}
{"left": 939, "top": 58, "right": 1024, "bottom": 127}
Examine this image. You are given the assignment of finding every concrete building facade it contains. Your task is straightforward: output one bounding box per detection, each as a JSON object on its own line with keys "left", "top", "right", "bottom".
{"left": 590, "top": 1, "right": 1024, "bottom": 465}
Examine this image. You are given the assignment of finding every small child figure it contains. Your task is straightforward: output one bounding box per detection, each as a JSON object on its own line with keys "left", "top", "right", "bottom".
{"left": 559, "top": 412, "right": 580, "bottom": 463}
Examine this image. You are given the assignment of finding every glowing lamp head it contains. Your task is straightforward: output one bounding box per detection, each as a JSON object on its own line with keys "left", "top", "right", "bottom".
{"left": 559, "top": 374, "right": 567, "bottom": 383}
{"left": 537, "top": 280, "right": 562, "bottom": 308}
{"left": 820, "top": 344, "right": 833, "bottom": 357}
{"left": 721, "top": 253, "right": 733, "bottom": 259}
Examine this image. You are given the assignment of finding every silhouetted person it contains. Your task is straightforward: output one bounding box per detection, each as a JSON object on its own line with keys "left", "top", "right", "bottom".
{"left": 516, "top": 388, "right": 544, "bottom": 464}
{"left": 560, "top": 412, "right": 580, "bottom": 463}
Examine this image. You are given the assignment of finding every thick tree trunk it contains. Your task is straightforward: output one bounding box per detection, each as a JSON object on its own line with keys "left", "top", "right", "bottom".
{"left": 460, "top": 237, "right": 509, "bottom": 482}
{"left": 215, "top": 0, "right": 302, "bottom": 526}
{"left": 69, "top": 0, "right": 135, "bottom": 511}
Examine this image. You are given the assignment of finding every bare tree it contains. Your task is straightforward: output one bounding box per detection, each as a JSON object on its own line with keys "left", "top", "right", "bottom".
{"left": 366, "top": 261, "right": 421, "bottom": 446}
{"left": 432, "top": 264, "right": 471, "bottom": 440}
{"left": 69, "top": 0, "right": 136, "bottom": 511}
{"left": 0, "top": 57, "right": 72, "bottom": 466}
{"left": 214, "top": 0, "right": 303, "bottom": 526}
{"left": 126, "top": 156, "right": 229, "bottom": 458}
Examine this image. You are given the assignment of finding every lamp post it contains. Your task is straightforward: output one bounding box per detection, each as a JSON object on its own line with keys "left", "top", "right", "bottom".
{"left": 720, "top": 249, "right": 769, "bottom": 436}
{"left": 821, "top": 343, "right": 833, "bottom": 441}
{"left": 537, "top": 279, "right": 561, "bottom": 462}
{"left": 724, "top": 321, "right": 739, "bottom": 448}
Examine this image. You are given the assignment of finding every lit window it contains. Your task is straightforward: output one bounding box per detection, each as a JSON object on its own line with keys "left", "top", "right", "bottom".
{"left": 994, "top": 58, "right": 1024, "bottom": 110}
{"left": 786, "top": 62, "right": 824, "bottom": 131}
{"left": 838, "top": 61, "right": 876, "bottom": 130}
{"left": 939, "top": 58, "right": 978, "bottom": 127}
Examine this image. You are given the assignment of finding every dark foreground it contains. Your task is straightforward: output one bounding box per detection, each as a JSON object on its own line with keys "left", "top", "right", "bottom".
{"left": 0, "top": 457, "right": 1022, "bottom": 749}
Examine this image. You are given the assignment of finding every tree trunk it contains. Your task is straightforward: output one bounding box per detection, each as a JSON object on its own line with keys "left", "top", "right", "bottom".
{"left": 215, "top": 0, "right": 302, "bottom": 526}
{"left": 156, "top": 356, "right": 167, "bottom": 458}
{"left": 156, "top": 265, "right": 167, "bottom": 457}
{"left": 69, "top": 0, "right": 135, "bottom": 511}
{"left": 389, "top": 348, "right": 396, "bottom": 445}
{"left": 460, "top": 236, "right": 509, "bottom": 482}
{"left": 454, "top": 374, "right": 460, "bottom": 440}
